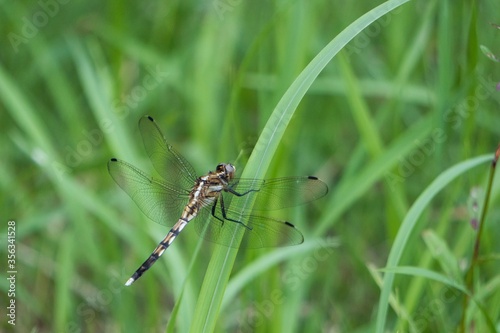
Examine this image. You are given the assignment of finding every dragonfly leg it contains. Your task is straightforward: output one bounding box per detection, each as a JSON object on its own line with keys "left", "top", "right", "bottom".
{"left": 210, "top": 197, "right": 225, "bottom": 225}
{"left": 225, "top": 185, "right": 259, "bottom": 197}
{"left": 217, "top": 194, "right": 252, "bottom": 230}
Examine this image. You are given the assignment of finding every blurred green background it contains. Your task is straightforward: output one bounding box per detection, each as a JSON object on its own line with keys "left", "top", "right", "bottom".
{"left": 1, "top": 0, "right": 500, "bottom": 332}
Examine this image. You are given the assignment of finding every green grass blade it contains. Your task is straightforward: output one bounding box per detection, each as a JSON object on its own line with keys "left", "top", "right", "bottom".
{"left": 375, "top": 154, "right": 492, "bottom": 332}
{"left": 382, "top": 266, "right": 497, "bottom": 332}
{"left": 422, "top": 229, "right": 463, "bottom": 282}
{"left": 0, "top": 64, "right": 55, "bottom": 158}
{"left": 221, "top": 238, "right": 339, "bottom": 310}
{"left": 314, "top": 114, "right": 434, "bottom": 235}
{"left": 67, "top": 38, "right": 140, "bottom": 163}
{"left": 381, "top": 266, "right": 468, "bottom": 293}
{"left": 189, "top": 1, "right": 411, "bottom": 332}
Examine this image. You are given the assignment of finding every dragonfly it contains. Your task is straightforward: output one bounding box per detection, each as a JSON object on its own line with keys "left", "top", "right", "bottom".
{"left": 108, "top": 116, "right": 328, "bottom": 286}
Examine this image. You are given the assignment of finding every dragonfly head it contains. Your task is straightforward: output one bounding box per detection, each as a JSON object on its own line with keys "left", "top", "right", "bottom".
{"left": 216, "top": 163, "right": 236, "bottom": 180}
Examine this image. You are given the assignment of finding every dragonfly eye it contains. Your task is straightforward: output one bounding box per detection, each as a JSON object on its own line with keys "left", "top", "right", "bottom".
{"left": 226, "top": 163, "right": 235, "bottom": 172}
{"left": 225, "top": 163, "right": 235, "bottom": 177}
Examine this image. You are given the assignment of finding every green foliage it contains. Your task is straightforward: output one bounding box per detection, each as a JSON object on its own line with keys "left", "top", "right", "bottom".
{"left": 1, "top": 0, "right": 500, "bottom": 332}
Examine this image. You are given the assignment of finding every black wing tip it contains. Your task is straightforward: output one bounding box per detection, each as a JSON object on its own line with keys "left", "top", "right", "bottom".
{"left": 307, "top": 176, "right": 329, "bottom": 195}
{"left": 283, "top": 221, "right": 305, "bottom": 245}
{"left": 139, "top": 115, "right": 155, "bottom": 124}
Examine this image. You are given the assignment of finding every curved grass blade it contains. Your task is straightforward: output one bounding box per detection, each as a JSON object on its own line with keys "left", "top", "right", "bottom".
{"left": 221, "top": 238, "right": 339, "bottom": 310}
{"left": 189, "top": 1, "right": 412, "bottom": 332}
{"left": 375, "top": 155, "right": 492, "bottom": 333}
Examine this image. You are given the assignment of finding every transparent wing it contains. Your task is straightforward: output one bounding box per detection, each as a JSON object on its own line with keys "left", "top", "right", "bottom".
{"left": 227, "top": 176, "right": 328, "bottom": 213}
{"left": 139, "top": 115, "right": 198, "bottom": 190}
{"left": 193, "top": 211, "right": 304, "bottom": 248}
{"left": 190, "top": 176, "right": 325, "bottom": 247}
{"left": 108, "top": 158, "right": 190, "bottom": 226}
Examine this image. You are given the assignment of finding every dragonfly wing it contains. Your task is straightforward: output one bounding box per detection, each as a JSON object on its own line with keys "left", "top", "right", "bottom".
{"left": 193, "top": 207, "right": 304, "bottom": 248}
{"left": 228, "top": 177, "right": 328, "bottom": 212}
{"left": 242, "top": 215, "right": 304, "bottom": 248}
{"left": 108, "top": 158, "right": 189, "bottom": 226}
{"left": 138, "top": 116, "right": 198, "bottom": 189}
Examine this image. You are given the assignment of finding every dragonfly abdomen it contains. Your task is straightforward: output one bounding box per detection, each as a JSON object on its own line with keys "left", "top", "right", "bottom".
{"left": 124, "top": 217, "right": 190, "bottom": 286}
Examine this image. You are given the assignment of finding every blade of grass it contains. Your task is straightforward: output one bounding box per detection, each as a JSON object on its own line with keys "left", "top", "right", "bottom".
{"left": 314, "top": 114, "right": 434, "bottom": 236}
{"left": 189, "top": 1, "right": 411, "bottom": 332}
{"left": 381, "top": 266, "right": 468, "bottom": 293}
{"left": 368, "top": 263, "right": 415, "bottom": 330}
{"left": 422, "top": 230, "right": 463, "bottom": 282}
{"left": 382, "top": 266, "right": 497, "bottom": 332}
{"left": 375, "top": 154, "right": 492, "bottom": 332}
{"left": 461, "top": 145, "right": 499, "bottom": 331}
{"left": 221, "top": 238, "right": 339, "bottom": 310}
{"left": 67, "top": 37, "right": 140, "bottom": 163}
{"left": 0, "top": 64, "right": 56, "bottom": 158}
{"left": 54, "top": 230, "right": 75, "bottom": 332}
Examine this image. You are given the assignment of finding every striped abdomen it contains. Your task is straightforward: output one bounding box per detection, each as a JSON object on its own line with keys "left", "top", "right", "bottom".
{"left": 124, "top": 203, "right": 198, "bottom": 286}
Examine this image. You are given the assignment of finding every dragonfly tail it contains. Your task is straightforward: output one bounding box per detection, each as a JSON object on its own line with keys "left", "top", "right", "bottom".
{"left": 124, "top": 219, "right": 188, "bottom": 286}
{"left": 124, "top": 243, "right": 166, "bottom": 286}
